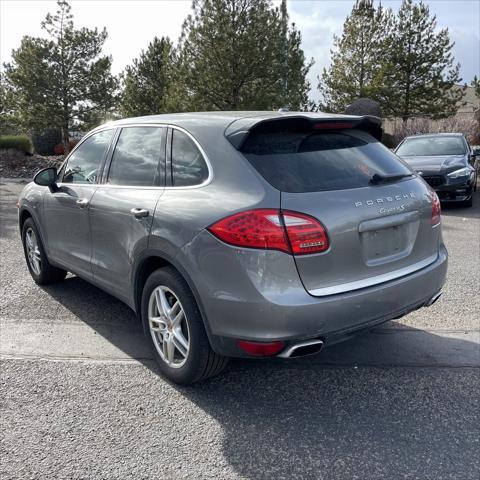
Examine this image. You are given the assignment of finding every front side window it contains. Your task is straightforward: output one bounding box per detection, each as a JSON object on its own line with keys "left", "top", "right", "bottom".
{"left": 62, "top": 129, "right": 115, "bottom": 184}
{"left": 171, "top": 130, "right": 209, "bottom": 187}
{"left": 107, "top": 127, "right": 164, "bottom": 186}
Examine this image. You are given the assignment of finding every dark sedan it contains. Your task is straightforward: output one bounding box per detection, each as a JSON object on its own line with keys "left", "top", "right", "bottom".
{"left": 395, "top": 133, "right": 478, "bottom": 207}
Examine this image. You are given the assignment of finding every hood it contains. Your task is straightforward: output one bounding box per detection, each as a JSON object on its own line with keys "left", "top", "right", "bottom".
{"left": 398, "top": 155, "right": 467, "bottom": 174}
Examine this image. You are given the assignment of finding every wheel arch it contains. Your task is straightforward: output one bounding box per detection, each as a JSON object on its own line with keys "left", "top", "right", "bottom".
{"left": 133, "top": 250, "right": 213, "bottom": 341}
{"left": 19, "top": 207, "right": 33, "bottom": 232}
{"left": 19, "top": 206, "right": 48, "bottom": 248}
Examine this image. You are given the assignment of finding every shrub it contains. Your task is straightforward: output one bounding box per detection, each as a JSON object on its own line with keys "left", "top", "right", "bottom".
{"left": 390, "top": 114, "right": 479, "bottom": 145}
{"left": 345, "top": 98, "right": 382, "bottom": 118}
{"left": 53, "top": 139, "right": 79, "bottom": 155}
{"left": 382, "top": 132, "right": 396, "bottom": 149}
{"left": 53, "top": 143, "right": 64, "bottom": 155}
{"left": 0, "top": 135, "right": 33, "bottom": 154}
{"left": 32, "top": 128, "right": 62, "bottom": 155}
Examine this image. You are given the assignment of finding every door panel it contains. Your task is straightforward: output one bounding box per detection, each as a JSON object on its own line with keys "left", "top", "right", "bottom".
{"left": 41, "top": 129, "right": 116, "bottom": 277}
{"left": 43, "top": 184, "right": 97, "bottom": 278}
{"left": 89, "top": 187, "right": 163, "bottom": 302}
{"left": 89, "top": 126, "right": 166, "bottom": 303}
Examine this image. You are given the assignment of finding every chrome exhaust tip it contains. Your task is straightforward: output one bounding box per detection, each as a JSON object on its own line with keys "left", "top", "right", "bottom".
{"left": 425, "top": 291, "right": 442, "bottom": 307}
{"left": 278, "top": 339, "right": 324, "bottom": 358}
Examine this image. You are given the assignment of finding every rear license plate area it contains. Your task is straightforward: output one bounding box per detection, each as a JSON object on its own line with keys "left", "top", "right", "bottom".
{"left": 362, "top": 225, "right": 410, "bottom": 266}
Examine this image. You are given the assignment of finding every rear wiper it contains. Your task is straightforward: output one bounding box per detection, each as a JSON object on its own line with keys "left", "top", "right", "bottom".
{"left": 369, "top": 173, "right": 413, "bottom": 185}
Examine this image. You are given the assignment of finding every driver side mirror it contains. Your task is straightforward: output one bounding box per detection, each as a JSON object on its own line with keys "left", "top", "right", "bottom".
{"left": 472, "top": 147, "right": 480, "bottom": 157}
{"left": 33, "top": 167, "right": 58, "bottom": 192}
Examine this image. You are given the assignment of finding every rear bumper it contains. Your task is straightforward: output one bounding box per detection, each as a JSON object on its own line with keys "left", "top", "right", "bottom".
{"left": 182, "top": 232, "right": 448, "bottom": 357}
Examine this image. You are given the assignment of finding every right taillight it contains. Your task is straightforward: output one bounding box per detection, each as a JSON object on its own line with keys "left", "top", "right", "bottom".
{"left": 431, "top": 192, "right": 441, "bottom": 226}
{"left": 208, "top": 209, "right": 329, "bottom": 255}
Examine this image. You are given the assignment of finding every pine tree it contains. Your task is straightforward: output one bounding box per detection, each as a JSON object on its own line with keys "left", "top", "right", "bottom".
{"left": 472, "top": 76, "right": 480, "bottom": 99}
{"left": 0, "top": 74, "right": 22, "bottom": 135}
{"left": 380, "top": 0, "right": 462, "bottom": 121}
{"left": 120, "top": 37, "right": 181, "bottom": 117}
{"left": 319, "top": 0, "right": 390, "bottom": 112}
{"left": 178, "top": 0, "right": 311, "bottom": 111}
{"left": 277, "top": 0, "right": 313, "bottom": 110}
{"left": 3, "top": 1, "right": 117, "bottom": 151}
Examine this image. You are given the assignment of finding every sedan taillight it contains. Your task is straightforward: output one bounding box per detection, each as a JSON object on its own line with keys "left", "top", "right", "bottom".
{"left": 208, "top": 209, "right": 329, "bottom": 255}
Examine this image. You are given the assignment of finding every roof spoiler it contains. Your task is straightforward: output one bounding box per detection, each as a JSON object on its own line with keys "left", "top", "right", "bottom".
{"left": 225, "top": 115, "right": 383, "bottom": 149}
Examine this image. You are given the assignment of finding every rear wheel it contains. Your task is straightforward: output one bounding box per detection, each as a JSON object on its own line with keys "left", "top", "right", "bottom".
{"left": 141, "top": 267, "right": 228, "bottom": 384}
{"left": 21, "top": 217, "right": 67, "bottom": 284}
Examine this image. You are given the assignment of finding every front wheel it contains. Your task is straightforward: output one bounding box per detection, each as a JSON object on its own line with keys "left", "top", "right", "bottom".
{"left": 21, "top": 217, "right": 67, "bottom": 284}
{"left": 141, "top": 267, "right": 228, "bottom": 384}
{"left": 462, "top": 191, "right": 474, "bottom": 208}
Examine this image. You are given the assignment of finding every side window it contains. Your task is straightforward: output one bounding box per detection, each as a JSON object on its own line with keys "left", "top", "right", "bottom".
{"left": 107, "top": 127, "right": 164, "bottom": 186}
{"left": 171, "top": 129, "right": 209, "bottom": 187}
{"left": 62, "top": 130, "right": 114, "bottom": 184}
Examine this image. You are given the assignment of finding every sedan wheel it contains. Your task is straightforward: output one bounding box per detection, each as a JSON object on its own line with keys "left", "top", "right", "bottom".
{"left": 148, "top": 286, "right": 190, "bottom": 368}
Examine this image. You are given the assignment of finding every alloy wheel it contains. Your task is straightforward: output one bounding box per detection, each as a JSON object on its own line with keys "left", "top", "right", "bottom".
{"left": 148, "top": 286, "right": 190, "bottom": 368}
{"left": 25, "top": 227, "right": 41, "bottom": 275}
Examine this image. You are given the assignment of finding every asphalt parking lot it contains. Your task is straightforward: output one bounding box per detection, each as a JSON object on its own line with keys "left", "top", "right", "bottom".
{"left": 1, "top": 179, "right": 479, "bottom": 479}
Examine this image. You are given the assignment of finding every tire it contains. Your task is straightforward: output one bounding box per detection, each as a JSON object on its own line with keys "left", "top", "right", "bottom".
{"left": 141, "top": 267, "right": 228, "bottom": 384}
{"left": 21, "top": 217, "right": 67, "bottom": 285}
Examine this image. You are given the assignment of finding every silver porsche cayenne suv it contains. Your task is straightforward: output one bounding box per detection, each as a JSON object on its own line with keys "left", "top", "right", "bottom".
{"left": 18, "top": 112, "right": 447, "bottom": 384}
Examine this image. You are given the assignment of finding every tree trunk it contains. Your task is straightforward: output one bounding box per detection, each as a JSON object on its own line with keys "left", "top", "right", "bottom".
{"left": 62, "top": 126, "right": 70, "bottom": 155}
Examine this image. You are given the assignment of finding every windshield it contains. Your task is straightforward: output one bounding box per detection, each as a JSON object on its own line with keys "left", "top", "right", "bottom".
{"left": 396, "top": 137, "right": 466, "bottom": 156}
{"left": 241, "top": 128, "right": 412, "bottom": 193}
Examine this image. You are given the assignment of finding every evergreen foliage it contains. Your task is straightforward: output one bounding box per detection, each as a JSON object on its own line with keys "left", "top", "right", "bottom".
{"left": 3, "top": 1, "right": 117, "bottom": 152}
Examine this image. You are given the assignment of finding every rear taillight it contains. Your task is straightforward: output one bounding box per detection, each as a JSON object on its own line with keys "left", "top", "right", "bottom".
{"left": 207, "top": 209, "right": 290, "bottom": 253}
{"left": 431, "top": 192, "right": 441, "bottom": 226}
{"left": 208, "top": 209, "right": 329, "bottom": 255}
{"left": 282, "top": 211, "right": 329, "bottom": 255}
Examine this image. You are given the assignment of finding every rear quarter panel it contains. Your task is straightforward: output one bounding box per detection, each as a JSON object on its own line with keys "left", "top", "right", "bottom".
{"left": 148, "top": 133, "right": 280, "bottom": 256}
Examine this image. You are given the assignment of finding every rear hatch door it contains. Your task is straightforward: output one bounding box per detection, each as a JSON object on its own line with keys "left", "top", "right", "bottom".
{"left": 238, "top": 118, "right": 440, "bottom": 296}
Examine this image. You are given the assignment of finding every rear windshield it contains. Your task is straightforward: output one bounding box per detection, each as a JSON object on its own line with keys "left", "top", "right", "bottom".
{"left": 396, "top": 136, "right": 466, "bottom": 156}
{"left": 241, "top": 127, "right": 412, "bottom": 193}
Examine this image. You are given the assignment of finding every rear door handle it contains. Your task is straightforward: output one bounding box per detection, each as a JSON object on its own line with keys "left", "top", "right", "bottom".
{"left": 130, "top": 207, "right": 149, "bottom": 219}
{"left": 76, "top": 198, "right": 90, "bottom": 208}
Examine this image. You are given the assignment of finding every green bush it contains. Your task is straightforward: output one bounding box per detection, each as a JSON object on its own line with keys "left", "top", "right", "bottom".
{"left": 0, "top": 135, "right": 33, "bottom": 154}
{"left": 32, "top": 128, "right": 62, "bottom": 155}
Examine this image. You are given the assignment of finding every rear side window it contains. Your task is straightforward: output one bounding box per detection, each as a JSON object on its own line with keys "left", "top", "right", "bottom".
{"left": 107, "top": 127, "right": 164, "bottom": 186}
{"left": 171, "top": 130, "right": 209, "bottom": 187}
{"left": 62, "top": 129, "right": 114, "bottom": 184}
{"left": 241, "top": 127, "right": 412, "bottom": 193}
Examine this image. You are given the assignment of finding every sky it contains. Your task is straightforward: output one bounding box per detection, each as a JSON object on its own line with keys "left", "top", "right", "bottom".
{"left": 1, "top": 0, "right": 479, "bottom": 101}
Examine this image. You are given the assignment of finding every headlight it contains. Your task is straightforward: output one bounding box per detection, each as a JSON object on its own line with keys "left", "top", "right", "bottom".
{"left": 447, "top": 167, "right": 470, "bottom": 178}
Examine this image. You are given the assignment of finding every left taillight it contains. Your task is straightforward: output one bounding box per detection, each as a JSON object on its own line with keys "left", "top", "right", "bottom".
{"left": 431, "top": 192, "right": 441, "bottom": 226}
{"left": 208, "top": 209, "right": 329, "bottom": 255}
